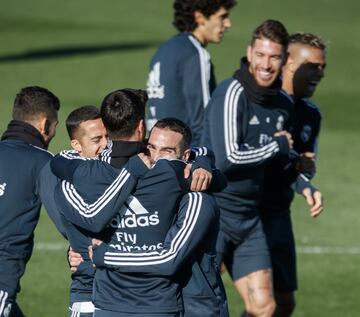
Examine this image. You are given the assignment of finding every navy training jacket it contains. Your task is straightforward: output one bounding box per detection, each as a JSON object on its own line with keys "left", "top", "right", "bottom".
{"left": 147, "top": 32, "right": 216, "bottom": 145}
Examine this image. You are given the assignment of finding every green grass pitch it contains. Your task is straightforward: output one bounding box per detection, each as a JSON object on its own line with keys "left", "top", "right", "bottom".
{"left": 1, "top": 0, "right": 360, "bottom": 316}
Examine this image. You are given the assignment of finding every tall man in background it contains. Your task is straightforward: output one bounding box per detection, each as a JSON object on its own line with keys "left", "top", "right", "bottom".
{"left": 0, "top": 86, "right": 60, "bottom": 317}
{"left": 203, "top": 20, "right": 293, "bottom": 317}
{"left": 146, "top": 0, "right": 236, "bottom": 144}
{"left": 260, "top": 32, "right": 326, "bottom": 317}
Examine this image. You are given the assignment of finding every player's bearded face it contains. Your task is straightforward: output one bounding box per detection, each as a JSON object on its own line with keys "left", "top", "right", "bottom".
{"left": 247, "top": 38, "right": 284, "bottom": 87}
{"left": 147, "top": 127, "right": 188, "bottom": 164}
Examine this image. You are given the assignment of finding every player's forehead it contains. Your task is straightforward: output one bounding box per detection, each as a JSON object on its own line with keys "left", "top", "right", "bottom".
{"left": 291, "top": 44, "right": 325, "bottom": 64}
{"left": 251, "top": 38, "right": 284, "bottom": 56}
{"left": 78, "top": 118, "right": 106, "bottom": 138}
{"left": 148, "top": 127, "right": 183, "bottom": 148}
{"left": 210, "top": 6, "right": 229, "bottom": 18}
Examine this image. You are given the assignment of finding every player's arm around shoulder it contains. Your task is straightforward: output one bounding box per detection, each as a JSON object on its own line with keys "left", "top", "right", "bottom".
{"left": 91, "top": 192, "right": 218, "bottom": 275}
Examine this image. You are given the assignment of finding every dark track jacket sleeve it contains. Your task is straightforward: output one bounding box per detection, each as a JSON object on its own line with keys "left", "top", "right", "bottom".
{"left": 182, "top": 53, "right": 210, "bottom": 145}
{"left": 92, "top": 192, "right": 217, "bottom": 275}
{"left": 207, "top": 90, "right": 290, "bottom": 174}
{"left": 285, "top": 101, "right": 322, "bottom": 192}
{"left": 189, "top": 147, "right": 227, "bottom": 192}
{"left": 38, "top": 162, "right": 67, "bottom": 239}
{"left": 51, "top": 150, "right": 91, "bottom": 183}
{"left": 54, "top": 155, "right": 148, "bottom": 232}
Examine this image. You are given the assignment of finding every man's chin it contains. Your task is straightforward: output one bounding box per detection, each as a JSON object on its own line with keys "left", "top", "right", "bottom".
{"left": 304, "top": 86, "right": 317, "bottom": 98}
{"left": 255, "top": 77, "right": 276, "bottom": 88}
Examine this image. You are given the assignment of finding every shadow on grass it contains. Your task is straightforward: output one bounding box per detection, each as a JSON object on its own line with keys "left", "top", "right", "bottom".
{"left": 0, "top": 41, "right": 159, "bottom": 63}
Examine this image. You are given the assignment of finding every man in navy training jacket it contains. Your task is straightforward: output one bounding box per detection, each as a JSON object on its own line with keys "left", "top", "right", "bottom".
{"left": 38, "top": 105, "right": 108, "bottom": 317}
{"left": 0, "top": 86, "right": 60, "bottom": 317}
{"left": 259, "top": 32, "right": 326, "bottom": 317}
{"left": 202, "top": 20, "right": 294, "bottom": 317}
{"left": 146, "top": 0, "right": 236, "bottom": 144}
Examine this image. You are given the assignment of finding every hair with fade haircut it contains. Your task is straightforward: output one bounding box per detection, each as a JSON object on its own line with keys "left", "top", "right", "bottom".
{"left": 173, "top": 0, "right": 236, "bottom": 32}
{"left": 152, "top": 117, "right": 192, "bottom": 154}
{"left": 289, "top": 32, "right": 326, "bottom": 51}
{"left": 66, "top": 105, "right": 101, "bottom": 139}
{"left": 101, "top": 88, "right": 147, "bottom": 139}
{"left": 250, "top": 19, "right": 289, "bottom": 48}
{"left": 13, "top": 86, "right": 60, "bottom": 122}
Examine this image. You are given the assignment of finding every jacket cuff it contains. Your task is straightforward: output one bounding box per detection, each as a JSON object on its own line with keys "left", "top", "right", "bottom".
{"left": 125, "top": 155, "right": 149, "bottom": 179}
{"left": 293, "top": 174, "right": 318, "bottom": 195}
{"left": 191, "top": 156, "right": 212, "bottom": 173}
{"left": 274, "top": 135, "right": 290, "bottom": 156}
{"left": 92, "top": 243, "right": 108, "bottom": 268}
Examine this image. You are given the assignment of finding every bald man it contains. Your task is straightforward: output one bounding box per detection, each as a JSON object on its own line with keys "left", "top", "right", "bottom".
{"left": 259, "top": 33, "right": 326, "bottom": 317}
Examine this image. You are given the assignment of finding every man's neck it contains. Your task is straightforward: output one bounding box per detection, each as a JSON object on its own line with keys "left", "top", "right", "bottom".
{"left": 191, "top": 30, "right": 207, "bottom": 47}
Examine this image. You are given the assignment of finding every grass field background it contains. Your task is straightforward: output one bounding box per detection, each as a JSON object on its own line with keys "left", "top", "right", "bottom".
{"left": 1, "top": 0, "right": 359, "bottom": 316}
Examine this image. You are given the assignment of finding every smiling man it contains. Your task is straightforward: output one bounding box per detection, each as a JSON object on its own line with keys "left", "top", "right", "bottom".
{"left": 203, "top": 20, "right": 294, "bottom": 317}
{"left": 259, "top": 33, "right": 326, "bottom": 317}
{"left": 37, "top": 105, "right": 108, "bottom": 317}
{"left": 66, "top": 105, "right": 108, "bottom": 158}
{"left": 51, "top": 116, "right": 228, "bottom": 317}
{"left": 146, "top": 0, "right": 236, "bottom": 145}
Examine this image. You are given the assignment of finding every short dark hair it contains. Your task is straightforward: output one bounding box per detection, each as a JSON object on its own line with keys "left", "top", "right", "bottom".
{"left": 13, "top": 86, "right": 60, "bottom": 122}
{"left": 289, "top": 32, "right": 326, "bottom": 50}
{"left": 66, "top": 105, "right": 101, "bottom": 139}
{"left": 101, "top": 88, "right": 147, "bottom": 139}
{"left": 251, "top": 19, "right": 289, "bottom": 48}
{"left": 173, "top": 0, "right": 236, "bottom": 32}
{"left": 152, "top": 118, "right": 192, "bottom": 154}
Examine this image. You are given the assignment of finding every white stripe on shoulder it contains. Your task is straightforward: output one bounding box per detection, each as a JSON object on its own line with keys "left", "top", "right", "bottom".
{"left": 100, "top": 140, "right": 113, "bottom": 163}
{"left": 59, "top": 149, "right": 97, "bottom": 160}
{"left": 188, "top": 35, "right": 211, "bottom": 108}
{"left": 61, "top": 168, "right": 131, "bottom": 217}
{"left": 30, "top": 145, "right": 54, "bottom": 156}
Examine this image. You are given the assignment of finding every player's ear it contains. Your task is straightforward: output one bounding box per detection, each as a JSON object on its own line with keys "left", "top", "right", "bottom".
{"left": 182, "top": 148, "right": 191, "bottom": 161}
{"left": 194, "top": 10, "right": 206, "bottom": 26}
{"left": 36, "top": 116, "right": 48, "bottom": 137}
{"left": 246, "top": 45, "right": 252, "bottom": 63}
{"left": 282, "top": 51, "right": 290, "bottom": 66}
{"left": 36, "top": 116, "right": 47, "bottom": 135}
{"left": 136, "top": 119, "right": 146, "bottom": 141}
{"left": 287, "top": 56, "right": 296, "bottom": 73}
{"left": 44, "top": 120, "right": 51, "bottom": 135}
{"left": 71, "top": 139, "right": 82, "bottom": 153}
